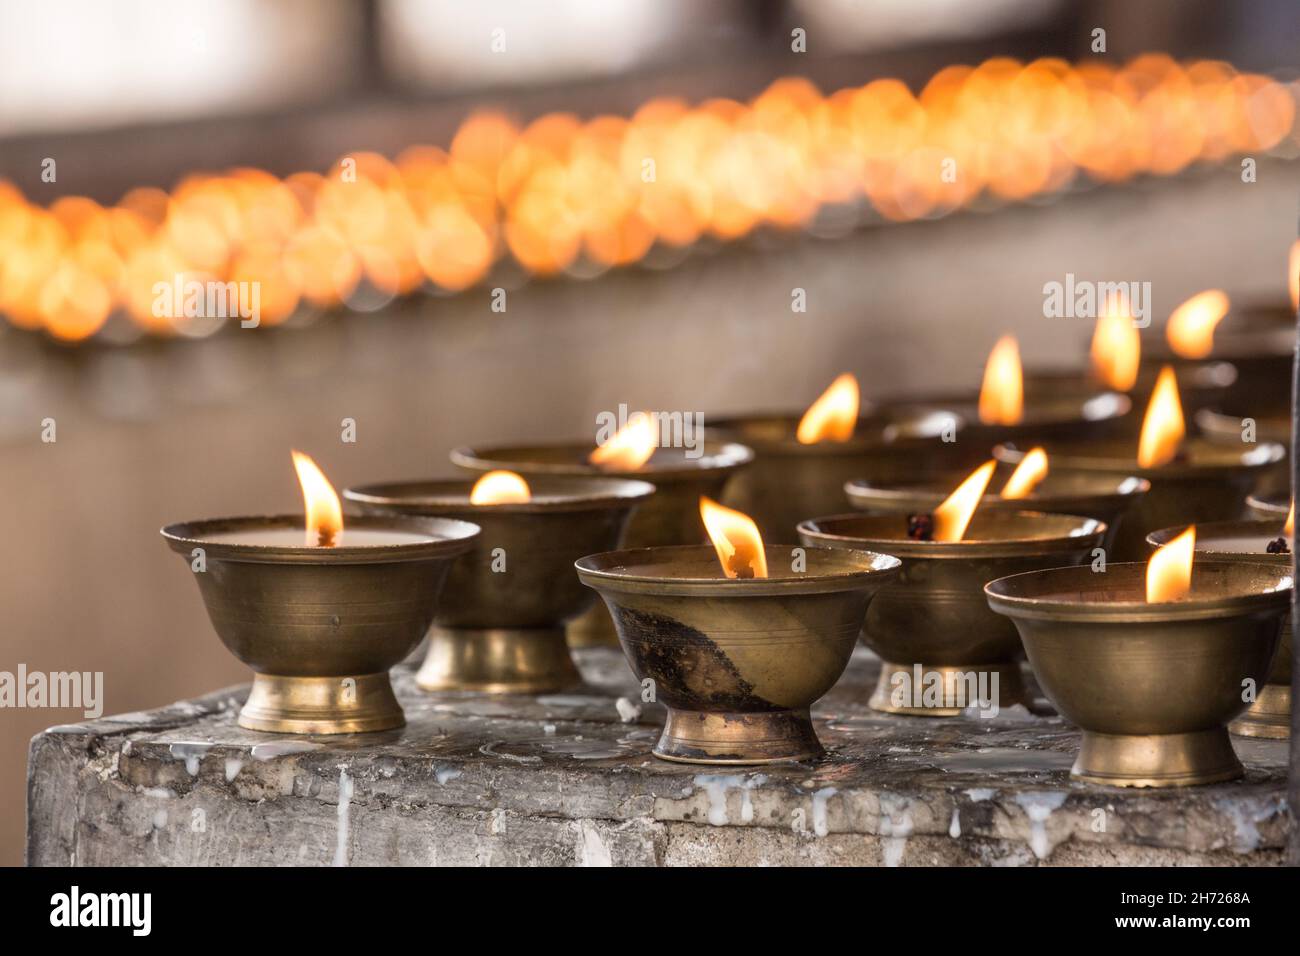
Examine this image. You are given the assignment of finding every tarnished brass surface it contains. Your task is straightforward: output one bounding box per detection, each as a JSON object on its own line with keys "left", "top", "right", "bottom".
{"left": 161, "top": 515, "right": 479, "bottom": 733}
{"left": 798, "top": 511, "right": 1105, "bottom": 716}
{"left": 1148, "top": 519, "right": 1293, "bottom": 739}
{"left": 451, "top": 441, "right": 751, "bottom": 647}
{"left": 845, "top": 469, "right": 1148, "bottom": 555}
{"left": 707, "top": 408, "right": 963, "bottom": 537}
{"left": 986, "top": 561, "right": 1290, "bottom": 786}
{"left": 995, "top": 438, "right": 1284, "bottom": 559}
{"left": 345, "top": 477, "right": 653, "bottom": 692}
{"left": 575, "top": 545, "right": 900, "bottom": 763}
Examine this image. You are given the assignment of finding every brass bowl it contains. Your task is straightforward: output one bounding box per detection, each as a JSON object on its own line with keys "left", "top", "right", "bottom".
{"left": 986, "top": 562, "right": 1291, "bottom": 786}
{"left": 451, "top": 441, "right": 750, "bottom": 548}
{"left": 707, "top": 407, "right": 963, "bottom": 538}
{"left": 1148, "top": 519, "right": 1293, "bottom": 739}
{"left": 452, "top": 440, "right": 752, "bottom": 647}
{"left": 1144, "top": 304, "right": 1295, "bottom": 414}
{"left": 344, "top": 477, "right": 654, "bottom": 693}
{"left": 1246, "top": 491, "right": 1290, "bottom": 521}
{"left": 844, "top": 468, "right": 1148, "bottom": 554}
{"left": 161, "top": 515, "right": 479, "bottom": 733}
{"left": 1026, "top": 362, "right": 1236, "bottom": 436}
{"left": 575, "top": 544, "right": 900, "bottom": 764}
{"left": 901, "top": 389, "right": 1132, "bottom": 458}
{"left": 798, "top": 511, "right": 1106, "bottom": 716}
{"left": 994, "top": 438, "right": 1285, "bottom": 559}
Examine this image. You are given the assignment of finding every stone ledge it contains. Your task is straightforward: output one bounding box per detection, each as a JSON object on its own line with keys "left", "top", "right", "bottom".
{"left": 27, "top": 648, "right": 1289, "bottom": 866}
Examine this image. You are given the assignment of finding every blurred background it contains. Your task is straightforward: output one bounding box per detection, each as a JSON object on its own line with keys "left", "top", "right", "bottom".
{"left": 3, "top": 0, "right": 1300, "bottom": 865}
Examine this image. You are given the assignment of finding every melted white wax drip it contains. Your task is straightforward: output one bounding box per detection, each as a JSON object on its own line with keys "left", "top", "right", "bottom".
{"left": 811, "top": 787, "right": 838, "bottom": 837}
{"left": 168, "top": 742, "right": 212, "bottom": 776}
{"left": 694, "top": 774, "right": 767, "bottom": 825}
{"left": 250, "top": 741, "right": 322, "bottom": 761}
{"left": 332, "top": 770, "right": 353, "bottom": 867}
{"left": 879, "top": 795, "right": 914, "bottom": 867}
{"left": 1015, "top": 791, "right": 1067, "bottom": 860}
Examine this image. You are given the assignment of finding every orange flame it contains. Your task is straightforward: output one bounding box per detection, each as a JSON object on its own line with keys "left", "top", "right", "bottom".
{"left": 1089, "top": 304, "right": 1140, "bottom": 391}
{"left": 1286, "top": 500, "right": 1295, "bottom": 537}
{"left": 1166, "top": 289, "right": 1229, "bottom": 359}
{"left": 1136, "top": 365, "right": 1185, "bottom": 467}
{"left": 470, "top": 470, "right": 531, "bottom": 504}
{"left": 933, "top": 460, "right": 997, "bottom": 542}
{"left": 978, "top": 336, "right": 1023, "bottom": 426}
{"left": 1290, "top": 240, "right": 1300, "bottom": 314}
{"left": 290, "top": 450, "right": 343, "bottom": 547}
{"left": 1146, "top": 525, "right": 1195, "bottom": 602}
{"left": 700, "top": 496, "right": 768, "bottom": 579}
{"left": 1000, "top": 447, "right": 1048, "bottom": 499}
{"left": 589, "top": 412, "right": 657, "bottom": 470}
{"left": 796, "top": 373, "right": 860, "bottom": 443}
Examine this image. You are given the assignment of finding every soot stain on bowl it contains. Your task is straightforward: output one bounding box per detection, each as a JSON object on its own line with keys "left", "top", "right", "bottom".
{"left": 613, "top": 606, "right": 772, "bottom": 710}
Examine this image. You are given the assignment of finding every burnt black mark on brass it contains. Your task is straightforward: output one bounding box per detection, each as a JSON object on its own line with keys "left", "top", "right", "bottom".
{"left": 615, "top": 606, "right": 776, "bottom": 710}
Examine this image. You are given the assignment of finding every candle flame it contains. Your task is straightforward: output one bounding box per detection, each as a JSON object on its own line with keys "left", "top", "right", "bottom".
{"left": 1089, "top": 302, "right": 1140, "bottom": 391}
{"left": 1000, "top": 447, "right": 1049, "bottom": 499}
{"left": 796, "top": 373, "right": 860, "bottom": 443}
{"left": 700, "top": 496, "right": 768, "bottom": 579}
{"left": 1136, "top": 365, "right": 1185, "bottom": 467}
{"left": 1290, "top": 241, "right": 1300, "bottom": 314}
{"left": 978, "top": 335, "right": 1023, "bottom": 426}
{"left": 470, "top": 470, "right": 531, "bottom": 504}
{"left": 290, "top": 450, "right": 343, "bottom": 547}
{"left": 1286, "top": 500, "right": 1295, "bottom": 537}
{"left": 1146, "top": 525, "right": 1195, "bottom": 603}
{"left": 1166, "top": 289, "right": 1229, "bottom": 359}
{"left": 589, "top": 412, "right": 657, "bottom": 470}
{"left": 933, "top": 460, "right": 997, "bottom": 542}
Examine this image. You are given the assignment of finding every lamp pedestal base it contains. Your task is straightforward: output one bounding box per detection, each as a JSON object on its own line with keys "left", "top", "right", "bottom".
{"left": 417, "top": 626, "right": 581, "bottom": 694}
{"left": 239, "top": 673, "right": 403, "bottom": 734}
{"left": 1072, "top": 728, "right": 1243, "bottom": 787}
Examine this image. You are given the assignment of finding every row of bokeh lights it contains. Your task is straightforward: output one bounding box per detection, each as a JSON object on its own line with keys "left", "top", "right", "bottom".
{"left": 1, "top": 53, "right": 1296, "bottom": 344}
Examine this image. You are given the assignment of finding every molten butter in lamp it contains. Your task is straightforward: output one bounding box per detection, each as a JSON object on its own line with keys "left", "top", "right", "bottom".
{"left": 800, "top": 461, "right": 1107, "bottom": 716}
{"left": 345, "top": 471, "right": 654, "bottom": 693}
{"left": 162, "top": 451, "right": 479, "bottom": 734}
{"left": 576, "top": 497, "right": 900, "bottom": 764}
{"left": 987, "top": 526, "right": 1291, "bottom": 786}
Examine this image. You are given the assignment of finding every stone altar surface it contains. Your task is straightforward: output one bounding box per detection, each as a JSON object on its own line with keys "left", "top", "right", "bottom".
{"left": 27, "top": 648, "right": 1290, "bottom": 866}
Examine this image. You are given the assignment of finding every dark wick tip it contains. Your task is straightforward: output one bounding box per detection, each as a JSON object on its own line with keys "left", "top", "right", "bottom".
{"left": 1266, "top": 536, "right": 1290, "bottom": 555}
{"left": 906, "top": 513, "right": 934, "bottom": 541}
